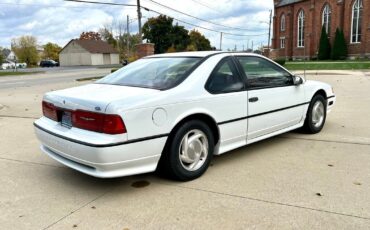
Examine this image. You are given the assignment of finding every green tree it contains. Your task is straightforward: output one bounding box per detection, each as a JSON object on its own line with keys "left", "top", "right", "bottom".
{"left": 171, "top": 24, "right": 190, "bottom": 51}
{"left": 186, "top": 44, "right": 197, "bottom": 51}
{"left": 11, "top": 36, "right": 39, "bottom": 65}
{"left": 116, "top": 33, "right": 141, "bottom": 59}
{"left": 318, "top": 26, "right": 331, "bottom": 60}
{"left": 331, "top": 28, "right": 348, "bottom": 60}
{"left": 338, "top": 29, "right": 348, "bottom": 59}
{"left": 143, "top": 15, "right": 212, "bottom": 53}
{"left": 143, "top": 15, "right": 175, "bottom": 53}
{"left": 100, "top": 28, "right": 117, "bottom": 48}
{"left": 189, "top": 30, "right": 212, "bottom": 51}
{"left": 0, "top": 47, "right": 3, "bottom": 64}
{"left": 43, "top": 42, "right": 61, "bottom": 61}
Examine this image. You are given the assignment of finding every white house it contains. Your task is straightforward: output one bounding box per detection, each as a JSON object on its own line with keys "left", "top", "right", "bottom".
{"left": 1, "top": 48, "right": 17, "bottom": 61}
{"left": 59, "top": 39, "right": 119, "bottom": 66}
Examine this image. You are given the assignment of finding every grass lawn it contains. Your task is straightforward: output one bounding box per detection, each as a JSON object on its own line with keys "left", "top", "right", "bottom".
{"left": 284, "top": 61, "right": 370, "bottom": 70}
{"left": 0, "top": 71, "right": 44, "bottom": 77}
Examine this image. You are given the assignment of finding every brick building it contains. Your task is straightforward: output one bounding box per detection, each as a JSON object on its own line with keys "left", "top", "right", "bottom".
{"left": 271, "top": 0, "right": 369, "bottom": 60}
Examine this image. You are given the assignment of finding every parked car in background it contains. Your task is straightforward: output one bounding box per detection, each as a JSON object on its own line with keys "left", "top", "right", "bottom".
{"left": 34, "top": 51, "right": 336, "bottom": 181}
{"left": 16, "top": 63, "right": 27, "bottom": 68}
{"left": 40, "top": 60, "right": 59, "bottom": 67}
{"left": 1, "top": 60, "right": 16, "bottom": 70}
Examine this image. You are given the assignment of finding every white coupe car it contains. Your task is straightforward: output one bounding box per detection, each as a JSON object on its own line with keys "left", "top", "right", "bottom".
{"left": 34, "top": 51, "right": 336, "bottom": 181}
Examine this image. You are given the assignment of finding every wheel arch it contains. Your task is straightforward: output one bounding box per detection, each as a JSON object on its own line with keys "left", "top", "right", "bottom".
{"left": 157, "top": 112, "right": 220, "bottom": 171}
{"left": 311, "top": 89, "right": 327, "bottom": 101}
{"left": 168, "top": 113, "right": 220, "bottom": 145}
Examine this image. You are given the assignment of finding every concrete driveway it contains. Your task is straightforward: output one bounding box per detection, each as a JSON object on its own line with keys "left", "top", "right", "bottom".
{"left": 0, "top": 70, "right": 369, "bottom": 229}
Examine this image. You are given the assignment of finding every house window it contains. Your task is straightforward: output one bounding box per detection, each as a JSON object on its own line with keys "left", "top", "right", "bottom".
{"left": 322, "top": 4, "right": 331, "bottom": 34}
{"left": 297, "top": 10, "right": 305, "bottom": 47}
{"left": 351, "top": 0, "right": 363, "bottom": 43}
{"left": 280, "top": 38, "right": 286, "bottom": 48}
{"left": 281, "top": 14, "right": 286, "bottom": 31}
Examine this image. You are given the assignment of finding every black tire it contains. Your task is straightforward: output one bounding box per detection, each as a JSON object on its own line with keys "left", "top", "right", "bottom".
{"left": 303, "top": 94, "right": 327, "bottom": 134}
{"left": 158, "top": 120, "right": 214, "bottom": 181}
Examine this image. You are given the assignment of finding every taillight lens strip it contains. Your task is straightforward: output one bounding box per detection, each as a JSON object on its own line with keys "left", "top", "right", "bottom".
{"left": 42, "top": 101, "right": 126, "bottom": 134}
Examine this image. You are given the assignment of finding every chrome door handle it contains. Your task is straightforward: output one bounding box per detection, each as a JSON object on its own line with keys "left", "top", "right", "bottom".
{"left": 249, "top": 97, "right": 259, "bottom": 103}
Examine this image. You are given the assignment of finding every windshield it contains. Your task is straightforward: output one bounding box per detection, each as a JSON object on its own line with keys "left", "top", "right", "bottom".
{"left": 96, "top": 57, "right": 201, "bottom": 90}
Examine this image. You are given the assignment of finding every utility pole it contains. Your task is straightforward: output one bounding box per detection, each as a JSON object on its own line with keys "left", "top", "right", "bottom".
{"left": 219, "top": 32, "right": 223, "bottom": 51}
{"left": 137, "top": 0, "right": 142, "bottom": 43}
{"left": 127, "top": 15, "right": 130, "bottom": 57}
{"left": 268, "top": 9, "right": 272, "bottom": 56}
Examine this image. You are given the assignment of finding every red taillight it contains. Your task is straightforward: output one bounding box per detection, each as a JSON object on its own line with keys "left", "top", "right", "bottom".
{"left": 42, "top": 101, "right": 58, "bottom": 121}
{"left": 72, "top": 110, "right": 126, "bottom": 135}
{"left": 102, "top": 114, "right": 127, "bottom": 134}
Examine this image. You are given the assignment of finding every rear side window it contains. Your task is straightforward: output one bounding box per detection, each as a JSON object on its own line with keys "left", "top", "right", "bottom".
{"left": 206, "top": 58, "right": 244, "bottom": 94}
{"left": 236, "top": 56, "right": 293, "bottom": 89}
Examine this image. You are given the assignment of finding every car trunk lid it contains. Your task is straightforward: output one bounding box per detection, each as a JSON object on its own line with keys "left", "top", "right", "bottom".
{"left": 43, "top": 83, "right": 160, "bottom": 112}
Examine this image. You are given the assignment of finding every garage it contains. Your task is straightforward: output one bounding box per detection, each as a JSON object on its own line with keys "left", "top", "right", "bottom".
{"left": 59, "top": 39, "right": 119, "bottom": 66}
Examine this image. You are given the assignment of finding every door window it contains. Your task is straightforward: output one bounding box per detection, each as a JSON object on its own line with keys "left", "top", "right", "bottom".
{"left": 206, "top": 58, "right": 244, "bottom": 94}
{"left": 236, "top": 56, "right": 293, "bottom": 89}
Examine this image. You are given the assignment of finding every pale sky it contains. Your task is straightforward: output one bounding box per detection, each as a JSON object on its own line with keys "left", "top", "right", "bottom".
{"left": 0, "top": 0, "right": 273, "bottom": 51}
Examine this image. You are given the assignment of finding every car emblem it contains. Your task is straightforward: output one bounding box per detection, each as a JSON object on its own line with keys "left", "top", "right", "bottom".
{"left": 95, "top": 106, "right": 101, "bottom": 111}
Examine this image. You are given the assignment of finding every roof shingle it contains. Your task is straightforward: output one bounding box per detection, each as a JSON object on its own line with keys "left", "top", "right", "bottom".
{"left": 73, "top": 39, "right": 119, "bottom": 54}
{"left": 276, "top": 0, "right": 303, "bottom": 7}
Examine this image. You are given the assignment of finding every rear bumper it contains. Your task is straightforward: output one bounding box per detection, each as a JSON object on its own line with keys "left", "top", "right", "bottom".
{"left": 34, "top": 120, "right": 167, "bottom": 178}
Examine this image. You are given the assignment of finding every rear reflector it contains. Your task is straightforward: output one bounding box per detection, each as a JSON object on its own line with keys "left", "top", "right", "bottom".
{"left": 41, "top": 101, "right": 126, "bottom": 135}
{"left": 42, "top": 101, "right": 58, "bottom": 121}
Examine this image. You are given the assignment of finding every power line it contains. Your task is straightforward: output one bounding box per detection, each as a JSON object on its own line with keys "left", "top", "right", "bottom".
{"left": 0, "top": 2, "right": 120, "bottom": 9}
{"left": 187, "top": 0, "right": 223, "bottom": 14}
{"left": 143, "top": 7, "right": 267, "bottom": 37}
{"left": 61, "top": 0, "right": 267, "bottom": 37}
{"left": 145, "top": 0, "right": 257, "bottom": 31}
{"left": 64, "top": 0, "right": 136, "bottom": 7}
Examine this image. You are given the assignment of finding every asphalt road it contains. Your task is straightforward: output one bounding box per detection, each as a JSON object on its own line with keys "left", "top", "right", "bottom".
{"left": 0, "top": 69, "right": 369, "bottom": 229}
{"left": 0, "top": 68, "right": 112, "bottom": 89}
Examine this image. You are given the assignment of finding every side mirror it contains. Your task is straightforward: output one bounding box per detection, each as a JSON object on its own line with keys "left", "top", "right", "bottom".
{"left": 293, "top": 75, "right": 304, "bottom": 85}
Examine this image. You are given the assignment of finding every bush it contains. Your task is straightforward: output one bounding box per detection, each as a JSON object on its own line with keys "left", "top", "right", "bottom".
{"left": 318, "top": 26, "right": 331, "bottom": 60}
{"left": 274, "top": 58, "right": 286, "bottom": 66}
{"left": 331, "top": 28, "right": 348, "bottom": 60}
{"left": 127, "top": 56, "right": 138, "bottom": 63}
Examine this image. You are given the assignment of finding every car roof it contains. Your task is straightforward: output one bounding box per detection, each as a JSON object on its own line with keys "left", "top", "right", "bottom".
{"left": 145, "top": 51, "right": 265, "bottom": 58}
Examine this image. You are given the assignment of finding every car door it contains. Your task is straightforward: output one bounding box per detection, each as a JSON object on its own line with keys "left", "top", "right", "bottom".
{"left": 205, "top": 57, "right": 248, "bottom": 153}
{"left": 235, "top": 56, "right": 305, "bottom": 140}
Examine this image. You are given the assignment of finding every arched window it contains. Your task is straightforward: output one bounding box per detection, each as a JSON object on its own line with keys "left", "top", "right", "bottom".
{"left": 322, "top": 4, "right": 331, "bottom": 34}
{"left": 297, "top": 10, "right": 305, "bottom": 47}
{"left": 351, "top": 0, "right": 363, "bottom": 43}
{"left": 281, "top": 14, "right": 286, "bottom": 31}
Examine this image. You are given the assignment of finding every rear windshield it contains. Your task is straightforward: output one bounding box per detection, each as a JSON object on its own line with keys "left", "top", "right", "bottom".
{"left": 96, "top": 57, "right": 201, "bottom": 90}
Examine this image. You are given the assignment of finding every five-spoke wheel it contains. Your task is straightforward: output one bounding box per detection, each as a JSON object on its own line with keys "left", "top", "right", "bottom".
{"left": 179, "top": 129, "right": 209, "bottom": 171}
{"left": 303, "top": 94, "right": 327, "bottom": 134}
{"left": 158, "top": 120, "right": 214, "bottom": 181}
